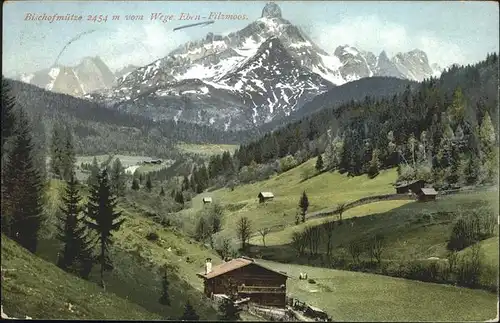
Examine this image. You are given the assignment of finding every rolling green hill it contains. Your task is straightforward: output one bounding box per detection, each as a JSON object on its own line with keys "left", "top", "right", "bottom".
{"left": 0, "top": 234, "right": 161, "bottom": 320}
{"left": 178, "top": 158, "right": 407, "bottom": 238}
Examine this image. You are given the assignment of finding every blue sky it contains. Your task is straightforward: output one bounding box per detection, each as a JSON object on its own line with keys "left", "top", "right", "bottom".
{"left": 2, "top": 1, "right": 499, "bottom": 77}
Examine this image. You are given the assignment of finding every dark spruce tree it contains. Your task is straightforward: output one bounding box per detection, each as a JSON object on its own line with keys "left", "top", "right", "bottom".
{"left": 299, "top": 191, "right": 309, "bottom": 223}
{"left": 85, "top": 168, "right": 125, "bottom": 290}
{"left": 56, "top": 172, "right": 95, "bottom": 279}
{"left": 1, "top": 76, "right": 16, "bottom": 159}
{"left": 1, "top": 109, "right": 44, "bottom": 253}
{"left": 190, "top": 169, "right": 197, "bottom": 192}
{"left": 61, "top": 126, "right": 77, "bottom": 181}
{"left": 180, "top": 300, "right": 199, "bottom": 321}
{"left": 49, "top": 122, "right": 65, "bottom": 179}
{"left": 182, "top": 175, "right": 190, "bottom": 191}
{"left": 131, "top": 178, "right": 140, "bottom": 190}
{"left": 315, "top": 153, "right": 324, "bottom": 172}
{"left": 175, "top": 191, "right": 185, "bottom": 205}
{"left": 145, "top": 174, "right": 152, "bottom": 192}
{"left": 159, "top": 186, "right": 166, "bottom": 196}
{"left": 158, "top": 268, "right": 171, "bottom": 306}
{"left": 29, "top": 113, "right": 48, "bottom": 183}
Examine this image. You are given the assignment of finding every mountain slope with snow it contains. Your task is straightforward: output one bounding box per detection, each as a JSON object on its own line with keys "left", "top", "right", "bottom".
{"left": 87, "top": 2, "right": 445, "bottom": 130}
{"left": 17, "top": 56, "right": 117, "bottom": 97}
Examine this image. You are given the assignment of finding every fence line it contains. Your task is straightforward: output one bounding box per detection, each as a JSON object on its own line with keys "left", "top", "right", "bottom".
{"left": 306, "top": 193, "right": 415, "bottom": 220}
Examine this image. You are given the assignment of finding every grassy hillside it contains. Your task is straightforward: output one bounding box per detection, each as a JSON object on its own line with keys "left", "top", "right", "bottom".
{"left": 249, "top": 199, "right": 414, "bottom": 246}
{"left": 258, "top": 259, "right": 498, "bottom": 321}
{"left": 254, "top": 191, "right": 498, "bottom": 257}
{"left": 36, "top": 180, "right": 221, "bottom": 320}
{"left": 176, "top": 143, "right": 239, "bottom": 156}
{"left": 0, "top": 235, "right": 160, "bottom": 320}
{"left": 178, "top": 159, "right": 401, "bottom": 237}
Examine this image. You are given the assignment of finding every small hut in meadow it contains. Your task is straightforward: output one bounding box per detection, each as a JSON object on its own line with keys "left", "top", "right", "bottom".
{"left": 202, "top": 197, "right": 213, "bottom": 204}
{"left": 394, "top": 179, "right": 426, "bottom": 194}
{"left": 258, "top": 192, "right": 274, "bottom": 203}
{"left": 416, "top": 188, "right": 438, "bottom": 202}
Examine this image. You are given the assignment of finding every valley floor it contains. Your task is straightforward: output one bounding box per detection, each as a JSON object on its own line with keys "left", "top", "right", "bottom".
{"left": 257, "top": 259, "right": 498, "bottom": 321}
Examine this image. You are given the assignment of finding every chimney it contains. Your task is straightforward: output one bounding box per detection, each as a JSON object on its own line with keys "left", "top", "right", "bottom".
{"left": 205, "top": 258, "right": 212, "bottom": 274}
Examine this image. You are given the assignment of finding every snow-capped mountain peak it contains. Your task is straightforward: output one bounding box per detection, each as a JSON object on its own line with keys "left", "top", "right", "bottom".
{"left": 16, "top": 56, "right": 117, "bottom": 97}
{"left": 86, "top": 2, "right": 444, "bottom": 131}
{"left": 261, "top": 2, "right": 283, "bottom": 19}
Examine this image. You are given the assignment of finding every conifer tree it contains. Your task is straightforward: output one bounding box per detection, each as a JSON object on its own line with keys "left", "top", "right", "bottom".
{"left": 1, "top": 77, "right": 16, "bottom": 160}
{"left": 182, "top": 175, "right": 190, "bottom": 191}
{"left": 368, "top": 148, "right": 381, "bottom": 179}
{"left": 315, "top": 153, "right": 324, "bottom": 172}
{"left": 479, "top": 112, "right": 496, "bottom": 155}
{"left": 190, "top": 168, "right": 198, "bottom": 192}
{"left": 50, "top": 123, "right": 65, "bottom": 178}
{"left": 159, "top": 186, "right": 165, "bottom": 196}
{"left": 86, "top": 156, "right": 100, "bottom": 187}
{"left": 180, "top": 301, "right": 199, "bottom": 321}
{"left": 131, "top": 178, "right": 140, "bottom": 190}
{"left": 29, "top": 113, "right": 48, "bottom": 182}
{"left": 324, "top": 141, "right": 335, "bottom": 171}
{"left": 145, "top": 175, "right": 152, "bottom": 192}
{"left": 464, "top": 154, "right": 480, "bottom": 185}
{"left": 56, "top": 172, "right": 94, "bottom": 279}
{"left": 299, "top": 191, "right": 309, "bottom": 223}
{"left": 1, "top": 109, "right": 44, "bottom": 253}
{"left": 85, "top": 169, "right": 125, "bottom": 290}
{"left": 175, "top": 191, "right": 185, "bottom": 205}
{"left": 61, "top": 126, "right": 76, "bottom": 181}
{"left": 158, "top": 267, "right": 171, "bottom": 306}
{"left": 449, "top": 87, "right": 466, "bottom": 126}
{"left": 110, "top": 158, "right": 126, "bottom": 197}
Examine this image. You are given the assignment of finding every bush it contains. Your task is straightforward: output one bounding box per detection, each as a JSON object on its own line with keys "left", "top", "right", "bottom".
{"left": 455, "top": 244, "right": 482, "bottom": 288}
{"left": 447, "top": 208, "right": 496, "bottom": 251}
{"left": 146, "top": 232, "right": 159, "bottom": 241}
{"left": 307, "top": 279, "right": 316, "bottom": 284}
{"left": 347, "top": 239, "right": 364, "bottom": 263}
{"left": 301, "top": 167, "right": 313, "bottom": 181}
{"left": 174, "top": 248, "right": 186, "bottom": 256}
{"left": 279, "top": 155, "right": 298, "bottom": 173}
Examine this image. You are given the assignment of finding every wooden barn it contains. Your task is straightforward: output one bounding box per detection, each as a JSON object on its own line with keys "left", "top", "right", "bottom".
{"left": 416, "top": 187, "right": 438, "bottom": 202}
{"left": 197, "top": 257, "right": 288, "bottom": 308}
{"left": 394, "top": 179, "right": 426, "bottom": 194}
{"left": 202, "top": 197, "right": 212, "bottom": 204}
{"left": 258, "top": 192, "right": 274, "bottom": 203}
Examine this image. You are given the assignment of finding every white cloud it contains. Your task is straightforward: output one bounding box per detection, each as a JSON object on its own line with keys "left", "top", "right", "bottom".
{"left": 310, "top": 15, "right": 467, "bottom": 68}
{"left": 58, "top": 22, "right": 190, "bottom": 72}
{"left": 100, "top": 23, "right": 189, "bottom": 71}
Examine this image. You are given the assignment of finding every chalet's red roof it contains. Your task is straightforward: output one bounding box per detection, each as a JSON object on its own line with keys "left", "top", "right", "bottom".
{"left": 197, "top": 258, "right": 288, "bottom": 280}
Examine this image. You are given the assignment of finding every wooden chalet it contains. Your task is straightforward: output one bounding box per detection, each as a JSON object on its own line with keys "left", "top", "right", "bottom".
{"left": 394, "top": 179, "right": 426, "bottom": 194}
{"left": 258, "top": 192, "right": 274, "bottom": 203}
{"left": 197, "top": 257, "right": 288, "bottom": 308}
{"left": 202, "top": 197, "right": 213, "bottom": 204}
{"left": 416, "top": 187, "right": 438, "bottom": 202}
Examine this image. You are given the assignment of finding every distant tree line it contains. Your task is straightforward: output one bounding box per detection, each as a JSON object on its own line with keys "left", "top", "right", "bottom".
{"left": 206, "top": 53, "right": 499, "bottom": 189}
{"left": 4, "top": 79, "right": 250, "bottom": 158}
